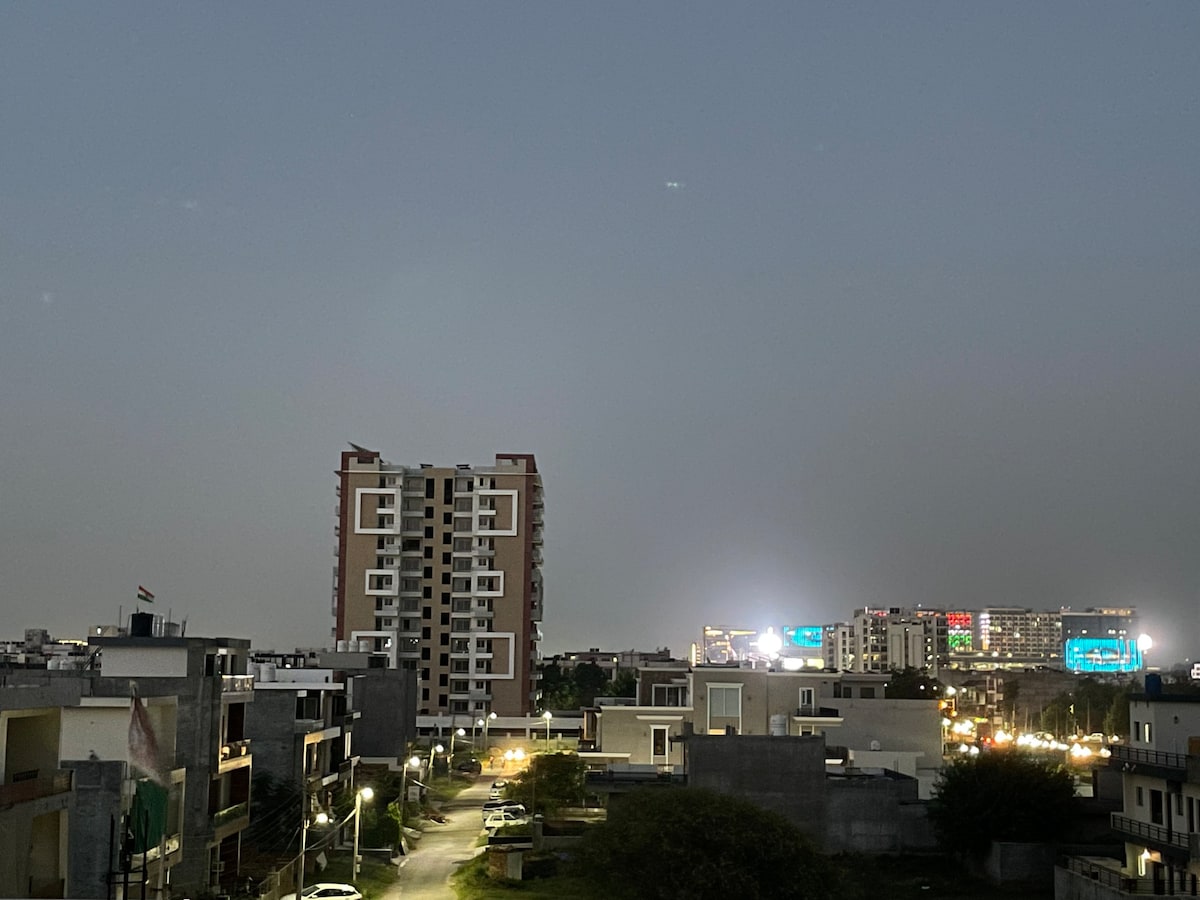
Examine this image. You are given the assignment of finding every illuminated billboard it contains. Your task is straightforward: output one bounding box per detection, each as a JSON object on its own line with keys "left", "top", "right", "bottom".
{"left": 1064, "top": 637, "right": 1142, "bottom": 673}
{"left": 782, "top": 626, "right": 822, "bottom": 650}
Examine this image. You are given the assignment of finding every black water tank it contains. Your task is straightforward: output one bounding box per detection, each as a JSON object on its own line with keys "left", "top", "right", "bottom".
{"left": 1145, "top": 672, "right": 1162, "bottom": 697}
{"left": 129, "top": 611, "right": 154, "bottom": 637}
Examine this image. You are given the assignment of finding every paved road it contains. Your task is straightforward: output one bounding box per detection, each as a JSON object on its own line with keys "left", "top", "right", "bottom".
{"left": 382, "top": 772, "right": 494, "bottom": 899}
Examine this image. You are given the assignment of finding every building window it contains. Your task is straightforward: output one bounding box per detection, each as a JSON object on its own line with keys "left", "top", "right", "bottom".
{"left": 1143, "top": 722, "right": 1152, "bottom": 743}
{"left": 706, "top": 684, "right": 742, "bottom": 735}
{"left": 651, "top": 726, "right": 669, "bottom": 761}
{"left": 799, "top": 687, "right": 814, "bottom": 710}
{"left": 860, "top": 687, "right": 875, "bottom": 699}
{"left": 1136, "top": 786, "right": 1144, "bottom": 806}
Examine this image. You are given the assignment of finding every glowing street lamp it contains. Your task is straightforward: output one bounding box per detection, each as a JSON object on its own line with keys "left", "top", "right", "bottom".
{"left": 428, "top": 743, "right": 444, "bottom": 780}
{"left": 398, "top": 755, "right": 422, "bottom": 829}
{"left": 450, "top": 727, "right": 466, "bottom": 770}
{"left": 298, "top": 799, "right": 329, "bottom": 894}
{"left": 542, "top": 710, "right": 553, "bottom": 750}
{"left": 482, "top": 711, "right": 497, "bottom": 755}
{"left": 352, "top": 786, "right": 374, "bottom": 880}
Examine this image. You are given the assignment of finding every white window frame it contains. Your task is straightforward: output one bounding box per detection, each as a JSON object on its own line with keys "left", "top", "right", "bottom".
{"left": 706, "top": 682, "right": 743, "bottom": 735}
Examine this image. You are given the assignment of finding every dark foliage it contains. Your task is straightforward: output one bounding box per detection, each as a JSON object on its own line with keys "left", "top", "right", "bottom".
{"left": 571, "top": 787, "right": 840, "bottom": 900}
{"left": 927, "top": 751, "right": 1076, "bottom": 857}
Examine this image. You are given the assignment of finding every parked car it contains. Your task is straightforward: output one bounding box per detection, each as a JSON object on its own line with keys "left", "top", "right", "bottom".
{"left": 489, "top": 780, "right": 507, "bottom": 799}
{"left": 481, "top": 800, "right": 525, "bottom": 821}
{"left": 484, "top": 809, "right": 530, "bottom": 829}
{"left": 455, "top": 758, "right": 482, "bottom": 774}
{"left": 281, "top": 884, "right": 362, "bottom": 900}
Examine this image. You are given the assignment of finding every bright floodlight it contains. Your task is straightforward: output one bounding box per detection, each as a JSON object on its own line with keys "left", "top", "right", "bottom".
{"left": 542, "top": 710, "right": 553, "bottom": 720}
{"left": 407, "top": 755, "right": 422, "bottom": 768}
{"left": 1137, "top": 634, "right": 1153, "bottom": 652}
{"left": 314, "top": 811, "right": 329, "bottom": 825}
{"left": 456, "top": 727, "right": 466, "bottom": 736}
{"left": 360, "top": 786, "right": 374, "bottom": 801}
{"left": 757, "top": 629, "right": 783, "bottom": 658}
{"left": 434, "top": 744, "right": 445, "bottom": 753}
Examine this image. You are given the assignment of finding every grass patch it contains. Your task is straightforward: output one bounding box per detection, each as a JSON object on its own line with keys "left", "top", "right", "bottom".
{"left": 452, "top": 853, "right": 599, "bottom": 900}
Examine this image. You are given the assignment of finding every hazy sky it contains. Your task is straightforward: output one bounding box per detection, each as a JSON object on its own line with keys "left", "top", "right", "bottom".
{"left": 3, "top": 3, "right": 1198, "bottom": 665}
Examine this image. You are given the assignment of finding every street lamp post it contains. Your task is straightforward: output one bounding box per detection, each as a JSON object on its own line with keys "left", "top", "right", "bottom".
{"left": 298, "top": 795, "right": 329, "bottom": 895}
{"left": 428, "top": 743, "right": 444, "bottom": 781}
{"left": 542, "top": 710, "right": 553, "bottom": 750}
{"left": 450, "top": 727, "right": 466, "bottom": 769}
{"left": 398, "top": 755, "right": 422, "bottom": 829}
{"left": 352, "top": 786, "right": 374, "bottom": 881}
{"left": 483, "top": 711, "right": 497, "bottom": 755}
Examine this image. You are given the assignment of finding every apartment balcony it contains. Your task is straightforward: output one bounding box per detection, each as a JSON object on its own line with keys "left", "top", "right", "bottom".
{"left": 793, "top": 705, "right": 844, "bottom": 722}
{"left": 211, "top": 801, "right": 250, "bottom": 841}
{"left": 1110, "top": 743, "right": 1190, "bottom": 781}
{"left": 532, "top": 528, "right": 543, "bottom": 545}
{"left": 221, "top": 675, "right": 255, "bottom": 696}
{"left": 0, "top": 769, "right": 73, "bottom": 810}
{"left": 218, "top": 739, "right": 252, "bottom": 774}
{"left": 1111, "top": 813, "right": 1191, "bottom": 861}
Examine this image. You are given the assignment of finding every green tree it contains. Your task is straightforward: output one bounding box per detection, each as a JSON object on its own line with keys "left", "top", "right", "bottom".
{"left": 606, "top": 669, "right": 638, "bottom": 698}
{"left": 573, "top": 662, "right": 609, "bottom": 707}
{"left": 1103, "top": 687, "right": 1133, "bottom": 738}
{"left": 885, "top": 666, "right": 942, "bottom": 699}
{"left": 927, "top": 752, "right": 1076, "bottom": 857}
{"left": 538, "top": 662, "right": 580, "bottom": 709}
{"left": 572, "top": 787, "right": 840, "bottom": 900}
{"left": 505, "top": 752, "right": 586, "bottom": 815}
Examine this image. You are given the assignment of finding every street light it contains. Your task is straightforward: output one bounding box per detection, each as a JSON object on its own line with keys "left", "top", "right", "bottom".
{"left": 352, "top": 786, "right": 374, "bottom": 881}
{"left": 298, "top": 799, "right": 329, "bottom": 895}
{"left": 450, "top": 727, "right": 466, "bottom": 769}
{"left": 483, "top": 711, "right": 497, "bottom": 756}
{"left": 542, "top": 710, "right": 553, "bottom": 750}
{"left": 398, "top": 755, "right": 422, "bottom": 829}
{"left": 428, "top": 743, "right": 444, "bottom": 781}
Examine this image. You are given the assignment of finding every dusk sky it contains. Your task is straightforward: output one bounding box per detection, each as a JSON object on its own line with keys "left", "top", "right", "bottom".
{"left": 3, "top": 4, "right": 1198, "bottom": 665}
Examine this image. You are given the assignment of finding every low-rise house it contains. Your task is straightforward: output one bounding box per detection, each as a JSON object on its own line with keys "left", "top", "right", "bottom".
{"left": 0, "top": 623, "right": 254, "bottom": 898}
{"left": 1057, "top": 679, "right": 1200, "bottom": 899}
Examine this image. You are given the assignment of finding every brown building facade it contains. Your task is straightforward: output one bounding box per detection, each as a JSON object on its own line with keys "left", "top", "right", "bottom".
{"left": 334, "top": 446, "right": 544, "bottom": 716}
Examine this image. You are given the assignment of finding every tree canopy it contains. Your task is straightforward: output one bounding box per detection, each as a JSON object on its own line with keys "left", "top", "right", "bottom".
{"left": 572, "top": 788, "right": 840, "bottom": 900}
{"left": 885, "top": 666, "right": 943, "bottom": 699}
{"left": 539, "top": 661, "right": 637, "bottom": 709}
{"left": 505, "top": 752, "right": 587, "bottom": 815}
{"left": 927, "top": 751, "right": 1076, "bottom": 857}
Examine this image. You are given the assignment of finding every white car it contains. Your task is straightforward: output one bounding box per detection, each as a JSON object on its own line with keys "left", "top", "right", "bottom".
{"left": 281, "top": 884, "right": 362, "bottom": 900}
{"left": 481, "top": 800, "right": 525, "bottom": 821}
{"left": 489, "top": 779, "right": 508, "bottom": 800}
{"left": 484, "top": 809, "right": 530, "bottom": 829}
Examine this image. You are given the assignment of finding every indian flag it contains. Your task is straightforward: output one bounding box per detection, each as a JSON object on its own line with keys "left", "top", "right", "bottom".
{"left": 137, "top": 585, "right": 155, "bottom": 603}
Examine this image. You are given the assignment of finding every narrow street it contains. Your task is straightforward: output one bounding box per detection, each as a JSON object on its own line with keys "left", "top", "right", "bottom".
{"left": 382, "top": 772, "right": 494, "bottom": 899}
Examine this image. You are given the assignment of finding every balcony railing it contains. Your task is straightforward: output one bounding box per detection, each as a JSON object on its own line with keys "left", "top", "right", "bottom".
{"left": 212, "top": 800, "right": 249, "bottom": 830}
{"left": 222, "top": 675, "right": 255, "bottom": 694}
{"left": 793, "top": 705, "right": 842, "bottom": 718}
{"left": 220, "top": 739, "right": 252, "bottom": 761}
{"left": 1110, "top": 743, "right": 1188, "bottom": 773}
{"left": 1111, "top": 813, "right": 1190, "bottom": 852}
{"left": 0, "top": 769, "right": 73, "bottom": 809}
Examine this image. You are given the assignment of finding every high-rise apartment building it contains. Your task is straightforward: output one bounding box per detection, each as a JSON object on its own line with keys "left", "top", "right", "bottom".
{"left": 334, "top": 446, "right": 544, "bottom": 717}
{"left": 976, "top": 607, "right": 1062, "bottom": 659}
{"left": 850, "top": 607, "right": 948, "bottom": 675}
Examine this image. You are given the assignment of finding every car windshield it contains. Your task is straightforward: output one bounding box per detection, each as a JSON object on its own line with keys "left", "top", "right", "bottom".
{"left": 300, "top": 888, "right": 323, "bottom": 898}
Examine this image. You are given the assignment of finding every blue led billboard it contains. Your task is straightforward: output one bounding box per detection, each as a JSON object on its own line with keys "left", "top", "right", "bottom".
{"left": 1064, "top": 637, "right": 1142, "bottom": 673}
{"left": 782, "top": 626, "right": 822, "bottom": 650}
